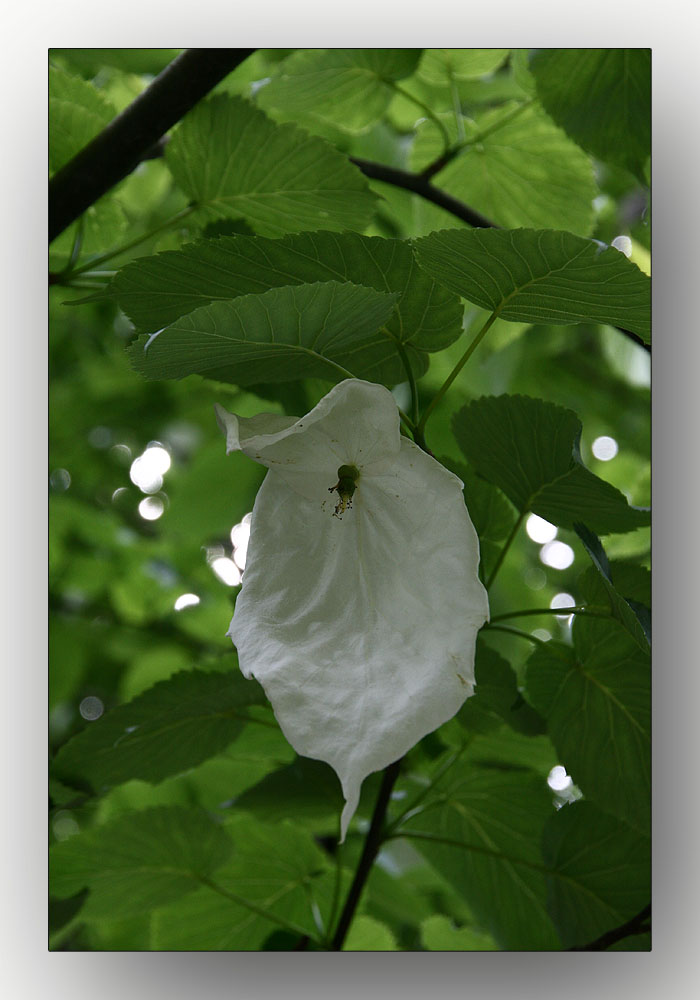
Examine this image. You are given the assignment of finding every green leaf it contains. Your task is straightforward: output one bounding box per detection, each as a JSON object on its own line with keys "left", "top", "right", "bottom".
{"left": 452, "top": 395, "right": 650, "bottom": 534}
{"left": 165, "top": 95, "right": 377, "bottom": 235}
{"left": 525, "top": 617, "right": 650, "bottom": 831}
{"left": 576, "top": 524, "right": 651, "bottom": 648}
{"left": 234, "top": 756, "right": 344, "bottom": 828}
{"left": 531, "top": 49, "right": 650, "bottom": 182}
{"left": 49, "top": 806, "right": 233, "bottom": 918}
{"left": 52, "top": 670, "right": 268, "bottom": 791}
{"left": 439, "top": 457, "right": 515, "bottom": 543}
{"left": 258, "top": 49, "right": 421, "bottom": 132}
{"left": 420, "top": 914, "right": 498, "bottom": 951}
{"left": 458, "top": 641, "right": 546, "bottom": 736}
{"left": 418, "top": 49, "right": 510, "bottom": 84}
{"left": 151, "top": 815, "right": 332, "bottom": 949}
{"left": 412, "top": 102, "right": 596, "bottom": 234}
{"left": 343, "top": 915, "right": 399, "bottom": 951}
{"left": 129, "top": 280, "right": 409, "bottom": 386}
{"left": 413, "top": 228, "right": 651, "bottom": 342}
{"left": 543, "top": 801, "right": 650, "bottom": 948}
{"left": 106, "top": 232, "right": 462, "bottom": 362}
{"left": 401, "top": 768, "right": 560, "bottom": 949}
{"left": 49, "top": 67, "right": 116, "bottom": 173}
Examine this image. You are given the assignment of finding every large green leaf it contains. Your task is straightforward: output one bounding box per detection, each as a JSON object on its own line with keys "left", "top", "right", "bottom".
{"left": 412, "top": 102, "right": 596, "bottom": 234}
{"left": 525, "top": 617, "right": 650, "bottom": 831}
{"left": 413, "top": 228, "right": 650, "bottom": 342}
{"left": 531, "top": 49, "right": 650, "bottom": 182}
{"left": 452, "top": 395, "right": 650, "bottom": 534}
{"left": 129, "top": 280, "right": 412, "bottom": 386}
{"left": 257, "top": 49, "right": 421, "bottom": 132}
{"left": 151, "top": 815, "right": 333, "bottom": 949}
{"left": 104, "top": 232, "right": 463, "bottom": 363}
{"left": 49, "top": 806, "right": 233, "bottom": 919}
{"left": 52, "top": 670, "right": 268, "bottom": 791}
{"left": 543, "top": 801, "right": 651, "bottom": 948}
{"left": 165, "top": 95, "right": 377, "bottom": 235}
{"left": 400, "top": 767, "right": 561, "bottom": 949}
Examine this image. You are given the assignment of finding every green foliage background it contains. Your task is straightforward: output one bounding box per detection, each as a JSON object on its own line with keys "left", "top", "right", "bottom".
{"left": 49, "top": 48, "right": 650, "bottom": 952}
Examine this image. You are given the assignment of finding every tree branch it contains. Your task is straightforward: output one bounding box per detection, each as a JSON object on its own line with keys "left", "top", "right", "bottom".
{"left": 330, "top": 757, "right": 402, "bottom": 950}
{"left": 569, "top": 904, "right": 651, "bottom": 951}
{"left": 49, "top": 48, "right": 254, "bottom": 242}
{"left": 350, "top": 157, "right": 498, "bottom": 229}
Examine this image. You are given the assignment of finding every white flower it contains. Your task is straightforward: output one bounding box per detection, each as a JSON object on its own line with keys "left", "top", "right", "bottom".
{"left": 215, "top": 380, "right": 489, "bottom": 840}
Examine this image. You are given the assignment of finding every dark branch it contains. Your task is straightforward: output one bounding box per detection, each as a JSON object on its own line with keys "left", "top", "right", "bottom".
{"left": 49, "top": 48, "right": 254, "bottom": 242}
{"left": 350, "top": 157, "right": 499, "bottom": 230}
{"left": 330, "top": 757, "right": 403, "bottom": 950}
{"left": 569, "top": 904, "right": 651, "bottom": 951}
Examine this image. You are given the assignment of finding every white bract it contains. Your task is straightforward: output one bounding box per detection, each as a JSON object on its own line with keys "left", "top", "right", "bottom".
{"left": 216, "top": 380, "right": 489, "bottom": 840}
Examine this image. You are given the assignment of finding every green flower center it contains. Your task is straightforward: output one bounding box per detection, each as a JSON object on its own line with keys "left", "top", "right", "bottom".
{"left": 328, "top": 464, "right": 360, "bottom": 518}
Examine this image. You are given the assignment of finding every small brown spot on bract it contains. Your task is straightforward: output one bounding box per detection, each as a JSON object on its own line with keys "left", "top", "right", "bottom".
{"left": 456, "top": 673, "right": 467, "bottom": 687}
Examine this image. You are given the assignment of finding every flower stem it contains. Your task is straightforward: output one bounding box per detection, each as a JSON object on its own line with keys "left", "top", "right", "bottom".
{"left": 418, "top": 310, "right": 498, "bottom": 434}
{"left": 489, "top": 605, "right": 608, "bottom": 622}
{"left": 330, "top": 757, "right": 402, "bottom": 950}
{"left": 481, "top": 623, "right": 552, "bottom": 648}
{"left": 486, "top": 510, "right": 525, "bottom": 590}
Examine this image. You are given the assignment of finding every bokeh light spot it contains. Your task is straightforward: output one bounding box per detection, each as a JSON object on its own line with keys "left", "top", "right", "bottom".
{"left": 526, "top": 514, "right": 557, "bottom": 544}
{"left": 592, "top": 435, "right": 619, "bottom": 461}
{"left": 211, "top": 557, "right": 242, "bottom": 586}
{"left": 79, "top": 695, "right": 104, "bottom": 721}
{"left": 174, "top": 593, "right": 201, "bottom": 611}
{"left": 138, "top": 496, "right": 164, "bottom": 521}
{"left": 540, "top": 541, "right": 575, "bottom": 570}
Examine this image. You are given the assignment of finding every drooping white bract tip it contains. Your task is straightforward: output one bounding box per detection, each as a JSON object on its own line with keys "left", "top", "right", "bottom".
{"left": 217, "top": 380, "right": 489, "bottom": 840}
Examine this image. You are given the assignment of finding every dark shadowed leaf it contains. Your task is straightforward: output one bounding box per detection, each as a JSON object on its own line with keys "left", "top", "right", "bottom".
{"left": 105, "top": 231, "right": 462, "bottom": 361}
{"left": 151, "top": 815, "right": 334, "bottom": 949}
{"left": 49, "top": 806, "right": 233, "bottom": 918}
{"left": 525, "top": 617, "right": 650, "bottom": 831}
{"left": 543, "top": 801, "right": 650, "bottom": 948}
{"left": 128, "top": 281, "right": 411, "bottom": 386}
{"left": 458, "top": 641, "right": 546, "bottom": 736}
{"left": 575, "top": 523, "right": 651, "bottom": 648}
{"left": 400, "top": 767, "right": 561, "bottom": 949}
{"left": 52, "top": 670, "right": 268, "bottom": 790}
{"left": 452, "top": 395, "right": 650, "bottom": 534}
